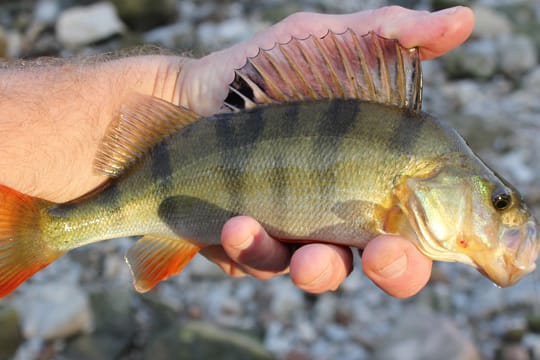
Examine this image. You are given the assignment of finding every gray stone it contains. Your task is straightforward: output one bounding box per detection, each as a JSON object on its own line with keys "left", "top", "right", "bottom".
{"left": 522, "top": 67, "right": 540, "bottom": 93}
{"left": 13, "top": 283, "right": 93, "bottom": 340}
{"left": 498, "top": 34, "right": 538, "bottom": 78}
{"left": 324, "top": 324, "right": 350, "bottom": 342}
{"left": 189, "top": 255, "right": 228, "bottom": 279}
{"left": 522, "top": 333, "right": 540, "bottom": 360}
{"left": 12, "top": 338, "right": 43, "bottom": 360}
{"left": 5, "top": 29, "right": 22, "bottom": 58}
{"left": 62, "top": 334, "right": 129, "bottom": 360}
{"left": 442, "top": 39, "right": 498, "bottom": 79}
{"left": 339, "top": 267, "right": 364, "bottom": 293}
{"left": 33, "top": 0, "right": 60, "bottom": 25}
{"left": 143, "top": 22, "right": 194, "bottom": 49}
{"left": 495, "top": 344, "right": 531, "bottom": 360}
{"left": 89, "top": 288, "right": 135, "bottom": 335}
{"left": 472, "top": 5, "right": 513, "bottom": 39}
{"left": 313, "top": 293, "right": 338, "bottom": 324}
{"left": 197, "top": 18, "right": 261, "bottom": 52}
{"left": 496, "top": 150, "right": 536, "bottom": 184}
{"left": 264, "top": 321, "right": 291, "bottom": 355}
{"left": 143, "top": 321, "right": 275, "bottom": 360}
{"left": 0, "top": 305, "right": 23, "bottom": 360}
{"left": 374, "top": 307, "right": 480, "bottom": 360}
{"left": 468, "top": 283, "right": 507, "bottom": 318}
{"left": 269, "top": 278, "right": 305, "bottom": 323}
{"left": 0, "top": 25, "right": 7, "bottom": 58}
{"left": 56, "top": 2, "right": 125, "bottom": 48}
{"left": 111, "top": 0, "right": 178, "bottom": 31}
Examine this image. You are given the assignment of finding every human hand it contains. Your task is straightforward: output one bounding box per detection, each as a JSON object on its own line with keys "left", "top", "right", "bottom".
{"left": 191, "top": 6, "right": 474, "bottom": 298}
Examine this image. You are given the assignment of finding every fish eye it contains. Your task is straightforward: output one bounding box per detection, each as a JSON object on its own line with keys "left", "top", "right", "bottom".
{"left": 492, "top": 188, "right": 512, "bottom": 211}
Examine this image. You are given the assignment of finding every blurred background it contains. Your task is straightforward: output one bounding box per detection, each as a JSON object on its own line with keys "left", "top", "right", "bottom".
{"left": 0, "top": 0, "right": 539, "bottom": 359}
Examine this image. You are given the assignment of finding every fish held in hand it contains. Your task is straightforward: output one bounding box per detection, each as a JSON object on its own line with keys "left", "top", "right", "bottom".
{"left": 0, "top": 31, "right": 538, "bottom": 298}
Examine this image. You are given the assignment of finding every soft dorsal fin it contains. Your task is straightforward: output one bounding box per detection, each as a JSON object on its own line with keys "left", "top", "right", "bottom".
{"left": 224, "top": 30, "right": 422, "bottom": 112}
{"left": 94, "top": 94, "right": 201, "bottom": 177}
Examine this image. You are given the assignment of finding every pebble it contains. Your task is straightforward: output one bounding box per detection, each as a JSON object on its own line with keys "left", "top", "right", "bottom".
{"left": 442, "top": 39, "right": 498, "bottom": 79}
{"left": 523, "top": 66, "right": 540, "bottom": 92}
{"left": 313, "top": 293, "right": 338, "bottom": 324}
{"left": 143, "top": 22, "right": 193, "bottom": 49}
{"left": 522, "top": 333, "right": 540, "bottom": 359}
{"left": 13, "top": 283, "right": 93, "bottom": 340}
{"left": 496, "top": 344, "right": 531, "bottom": 360}
{"left": 498, "top": 34, "right": 538, "bottom": 78}
{"left": 197, "top": 18, "right": 262, "bottom": 51}
{"left": 189, "top": 255, "right": 228, "bottom": 279}
{"left": 472, "top": 5, "right": 513, "bottom": 39}
{"left": 373, "top": 307, "right": 481, "bottom": 360}
{"left": 0, "top": 305, "right": 23, "bottom": 359}
{"left": 33, "top": 0, "right": 60, "bottom": 25}
{"left": 268, "top": 278, "right": 305, "bottom": 323}
{"left": 56, "top": 2, "right": 125, "bottom": 48}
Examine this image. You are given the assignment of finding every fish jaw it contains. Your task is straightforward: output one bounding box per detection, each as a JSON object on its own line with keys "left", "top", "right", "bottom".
{"left": 486, "top": 218, "right": 539, "bottom": 287}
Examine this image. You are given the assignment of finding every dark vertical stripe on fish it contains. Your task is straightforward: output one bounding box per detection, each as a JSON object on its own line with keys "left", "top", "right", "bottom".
{"left": 313, "top": 100, "right": 359, "bottom": 196}
{"left": 278, "top": 100, "right": 301, "bottom": 137}
{"left": 388, "top": 108, "right": 425, "bottom": 153}
{"left": 150, "top": 142, "right": 173, "bottom": 188}
{"left": 269, "top": 151, "right": 289, "bottom": 226}
{"left": 214, "top": 110, "right": 265, "bottom": 211}
{"left": 93, "top": 182, "right": 123, "bottom": 211}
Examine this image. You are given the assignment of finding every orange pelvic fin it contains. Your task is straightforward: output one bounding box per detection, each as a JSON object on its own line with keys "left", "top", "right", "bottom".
{"left": 0, "top": 185, "right": 64, "bottom": 298}
{"left": 125, "top": 235, "right": 201, "bottom": 293}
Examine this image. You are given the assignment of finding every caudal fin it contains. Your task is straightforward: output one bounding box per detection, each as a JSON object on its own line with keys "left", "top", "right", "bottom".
{"left": 0, "top": 185, "right": 64, "bottom": 297}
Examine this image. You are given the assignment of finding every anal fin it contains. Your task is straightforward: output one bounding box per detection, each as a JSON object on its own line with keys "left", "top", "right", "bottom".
{"left": 125, "top": 235, "right": 201, "bottom": 293}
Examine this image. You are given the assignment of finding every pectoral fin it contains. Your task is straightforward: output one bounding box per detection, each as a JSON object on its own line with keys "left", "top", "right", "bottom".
{"left": 332, "top": 200, "right": 387, "bottom": 232}
{"left": 125, "top": 235, "right": 201, "bottom": 293}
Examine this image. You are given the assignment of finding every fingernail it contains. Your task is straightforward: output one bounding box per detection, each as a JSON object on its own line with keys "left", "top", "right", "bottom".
{"left": 434, "top": 6, "right": 461, "bottom": 16}
{"left": 376, "top": 253, "right": 407, "bottom": 279}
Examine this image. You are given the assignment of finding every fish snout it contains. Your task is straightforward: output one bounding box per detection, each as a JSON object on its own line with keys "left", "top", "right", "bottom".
{"left": 488, "top": 219, "right": 540, "bottom": 287}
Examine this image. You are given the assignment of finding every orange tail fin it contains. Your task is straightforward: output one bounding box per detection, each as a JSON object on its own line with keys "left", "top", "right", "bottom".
{"left": 0, "top": 185, "right": 64, "bottom": 297}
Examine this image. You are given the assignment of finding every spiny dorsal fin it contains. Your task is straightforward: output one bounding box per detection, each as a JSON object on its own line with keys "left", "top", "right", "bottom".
{"left": 224, "top": 30, "right": 422, "bottom": 112}
{"left": 94, "top": 94, "right": 201, "bottom": 177}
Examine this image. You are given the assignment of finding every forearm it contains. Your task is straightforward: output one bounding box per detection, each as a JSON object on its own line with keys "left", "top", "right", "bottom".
{"left": 0, "top": 55, "right": 186, "bottom": 202}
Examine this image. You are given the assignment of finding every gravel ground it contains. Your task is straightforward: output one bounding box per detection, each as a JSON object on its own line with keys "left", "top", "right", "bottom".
{"left": 0, "top": 0, "right": 540, "bottom": 359}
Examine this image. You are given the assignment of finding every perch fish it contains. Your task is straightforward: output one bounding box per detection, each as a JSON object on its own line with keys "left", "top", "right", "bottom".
{"left": 0, "top": 31, "right": 538, "bottom": 297}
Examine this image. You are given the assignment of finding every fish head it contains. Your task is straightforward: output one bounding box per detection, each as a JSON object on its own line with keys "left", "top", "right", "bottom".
{"left": 401, "top": 158, "right": 540, "bottom": 287}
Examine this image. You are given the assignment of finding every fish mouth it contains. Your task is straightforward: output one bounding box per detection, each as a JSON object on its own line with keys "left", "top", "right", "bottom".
{"left": 472, "top": 219, "right": 539, "bottom": 287}
{"left": 478, "top": 261, "right": 536, "bottom": 288}
{"left": 494, "top": 219, "right": 539, "bottom": 286}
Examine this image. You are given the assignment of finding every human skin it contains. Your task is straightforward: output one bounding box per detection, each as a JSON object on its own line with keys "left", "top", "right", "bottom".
{"left": 0, "top": 6, "right": 474, "bottom": 298}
